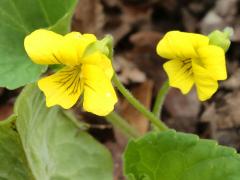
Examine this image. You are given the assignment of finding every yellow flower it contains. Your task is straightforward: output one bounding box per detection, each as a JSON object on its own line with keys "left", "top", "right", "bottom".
{"left": 24, "top": 29, "right": 117, "bottom": 116}
{"left": 156, "top": 31, "right": 227, "bottom": 101}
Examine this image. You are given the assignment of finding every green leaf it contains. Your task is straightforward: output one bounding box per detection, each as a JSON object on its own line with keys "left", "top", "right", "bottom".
{"left": 14, "top": 83, "right": 113, "bottom": 180}
{"left": 0, "top": 124, "right": 33, "bottom": 179}
{"left": 124, "top": 130, "right": 240, "bottom": 180}
{"left": 0, "top": 0, "right": 78, "bottom": 89}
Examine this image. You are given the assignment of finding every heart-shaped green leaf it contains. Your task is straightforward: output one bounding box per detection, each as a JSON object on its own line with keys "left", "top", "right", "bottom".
{"left": 124, "top": 130, "right": 240, "bottom": 180}
{"left": 0, "top": 0, "right": 78, "bottom": 89}
{"left": 0, "top": 124, "right": 32, "bottom": 179}
{"left": 14, "top": 83, "right": 113, "bottom": 180}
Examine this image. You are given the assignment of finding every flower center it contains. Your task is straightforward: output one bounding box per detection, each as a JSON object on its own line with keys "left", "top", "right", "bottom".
{"left": 181, "top": 58, "right": 193, "bottom": 76}
{"left": 54, "top": 66, "right": 83, "bottom": 95}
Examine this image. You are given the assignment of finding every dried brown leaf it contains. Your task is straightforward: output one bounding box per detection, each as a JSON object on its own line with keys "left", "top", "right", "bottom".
{"left": 120, "top": 80, "right": 153, "bottom": 134}
{"left": 113, "top": 56, "right": 146, "bottom": 84}
{"left": 72, "top": 0, "right": 105, "bottom": 36}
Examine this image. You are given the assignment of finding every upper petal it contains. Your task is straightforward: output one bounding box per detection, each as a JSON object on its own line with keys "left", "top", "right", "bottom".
{"left": 24, "top": 29, "right": 63, "bottom": 65}
{"left": 197, "top": 45, "right": 227, "bottom": 80}
{"left": 163, "top": 59, "right": 194, "bottom": 94}
{"left": 57, "top": 32, "right": 97, "bottom": 66}
{"left": 38, "top": 66, "right": 83, "bottom": 109}
{"left": 80, "top": 52, "right": 114, "bottom": 80}
{"left": 156, "top": 31, "right": 209, "bottom": 60}
{"left": 24, "top": 29, "right": 97, "bottom": 66}
{"left": 192, "top": 60, "right": 218, "bottom": 101}
{"left": 82, "top": 64, "right": 117, "bottom": 116}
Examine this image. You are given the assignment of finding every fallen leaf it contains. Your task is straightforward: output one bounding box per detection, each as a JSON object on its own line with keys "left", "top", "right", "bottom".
{"left": 201, "top": 91, "right": 240, "bottom": 129}
{"left": 120, "top": 80, "right": 153, "bottom": 134}
{"left": 113, "top": 56, "right": 146, "bottom": 84}
{"left": 105, "top": 141, "right": 125, "bottom": 180}
{"left": 130, "top": 31, "right": 162, "bottom": 48}
{"left": 112, "top": 80, "right": 153, "bottom": 147}
{"left": 0, "top": 104, "right": 13, "bottom": 121}
{"left": 72, "top": 0, "right": 105, "bottom": 36}
{"left": 165, "top": 88, "right": 200, "bottom": 119}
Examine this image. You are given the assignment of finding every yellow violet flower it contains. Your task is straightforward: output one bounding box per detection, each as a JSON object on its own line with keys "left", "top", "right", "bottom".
{"left": 24, "top": 29, "right": 117, "bottom": 116}
{"left": 156, "top": 31, "right": 227, "bottom": 101}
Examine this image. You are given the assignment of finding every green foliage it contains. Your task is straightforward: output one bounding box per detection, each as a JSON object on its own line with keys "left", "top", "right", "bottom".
{"left": 124, "top": 130, "right": 240, "bottom": 180}
{"left": 0, "top": 0, "right": 78, "bottom": 89}
{"left": 0, "top": 124, "right": 33, "bottom": 179}
{"left": 10, "top": 83, "right": 113, "bottom": 180}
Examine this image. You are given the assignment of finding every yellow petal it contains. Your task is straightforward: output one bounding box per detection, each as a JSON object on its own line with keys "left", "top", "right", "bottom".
{"left": 156, "top": 31, "right": 209, "bottom": 60}
{"left": 81, "top": 52, "right": 114, "bottom": 79}
{"left": 163, "top": 59, "right": 194, "bottom": 94}
{"left": 82, "top": 65, "right": 117, "bottom": 116}
{"left": 38, "top": 66, "right": 83, "bottom": 109}
{"left": 57, "top": 32, "right": 97, "bottom": 66}
{"left": 24, "top": 29, "right": 63, "bottom": 65}
{"left": 24, "top": 29, "right": 97, "bottom": 66}
{"left": 192, "top": 60, "right": 218, "bottom": 101}
{"left": 197, "top": 45, "right": 227, "bottom": 80}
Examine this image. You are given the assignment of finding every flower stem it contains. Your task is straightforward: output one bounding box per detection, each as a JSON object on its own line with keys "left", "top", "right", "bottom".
{"left": 112, "top": 74, "right": 168, "bottom": 131}
{"left": 105, "top": 111, "right": 140, "bottom": 138}
{"left": 152, "top": 80, "right": 170, "bottom": 117}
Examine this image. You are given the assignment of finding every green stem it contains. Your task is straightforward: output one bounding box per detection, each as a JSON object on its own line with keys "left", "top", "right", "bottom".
{"left": 112, "top": 74, "right": 168, "bottom": 131}
{"left": 106, "top": 111, "right": 140, "bottom": 138}
{"left": 152, "top": 80, "right": 170, "bottom": 117}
